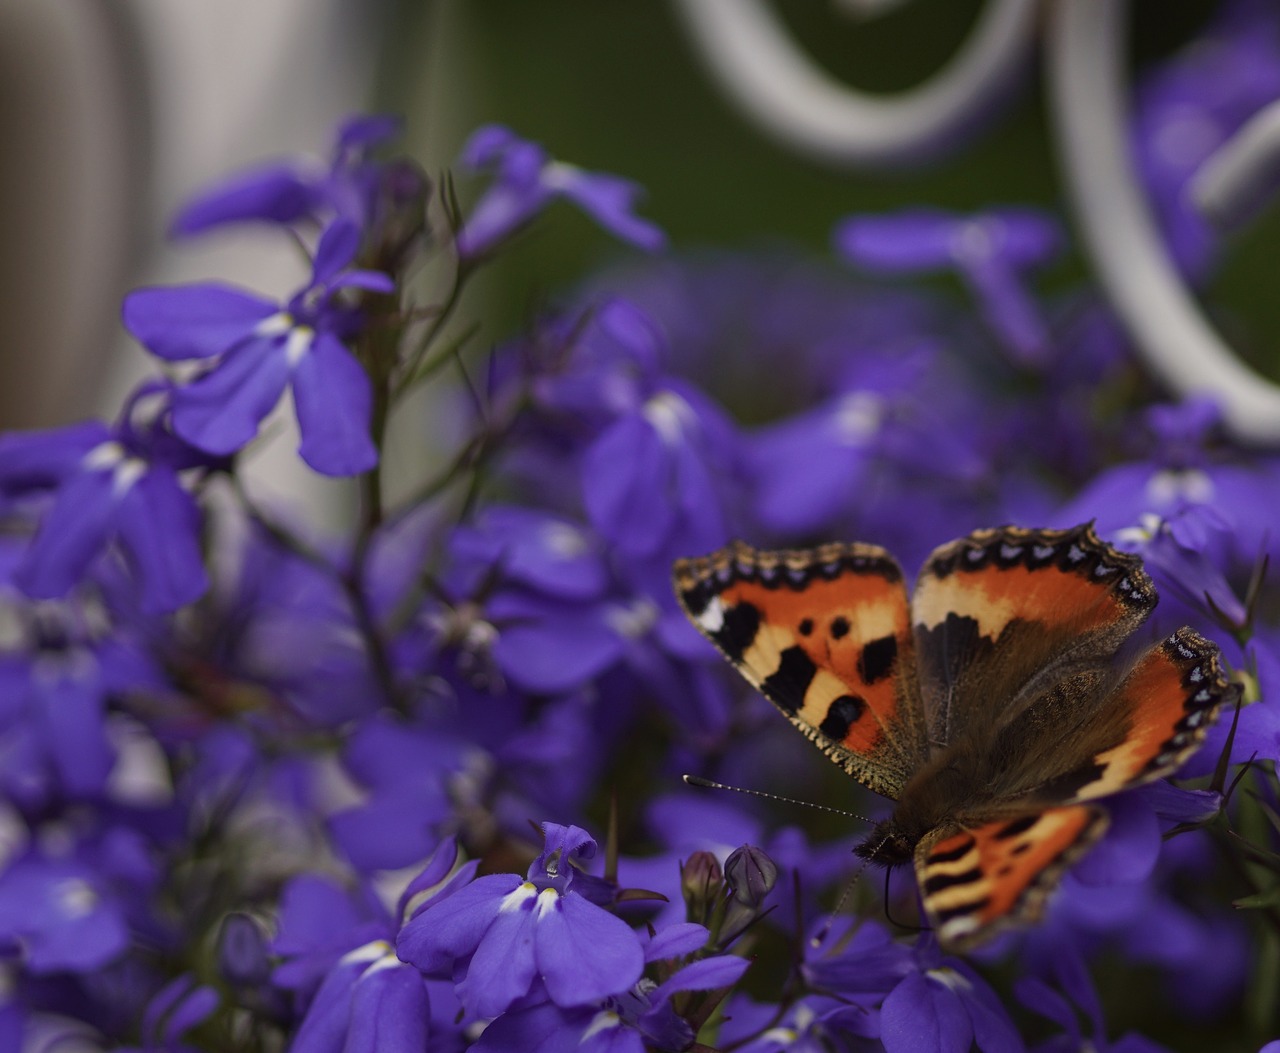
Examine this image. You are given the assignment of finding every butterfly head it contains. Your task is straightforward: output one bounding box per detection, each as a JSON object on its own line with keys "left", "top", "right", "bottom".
{"left": 855, "top": 820, "right": 916, "bottom": 867}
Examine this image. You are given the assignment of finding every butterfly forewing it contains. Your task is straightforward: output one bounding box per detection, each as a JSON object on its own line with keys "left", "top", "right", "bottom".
{"left": 911, "top": 524, "right": 1157, "bottom": 748}
{"left": 674, "top": 540, "right": 929, "bottom": 798}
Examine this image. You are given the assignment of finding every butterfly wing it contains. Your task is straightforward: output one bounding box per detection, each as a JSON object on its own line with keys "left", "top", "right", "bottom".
{"left": 910, "top": 523, "right": 1157, "bottom": 748}
{"left": 674, "top": 540, "right": 929, "bottom": 798}
{"left": 915, "top": 805, "right": 1109, "bottom": 951}
{"left": 1013, "top": 626, "right": 1234, "bottom": 804}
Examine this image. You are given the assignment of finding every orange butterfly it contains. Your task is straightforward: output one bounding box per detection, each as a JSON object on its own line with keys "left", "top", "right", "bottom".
{"left": 673, "top": 524, "right": 1235, "bottom": 950}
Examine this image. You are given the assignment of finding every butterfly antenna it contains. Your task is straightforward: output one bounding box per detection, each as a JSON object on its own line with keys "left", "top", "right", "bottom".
{"left": 682, "top": 774, "right": 873, "bottom": 822}
{"left": 808, "top": 830, "right": 888, "bottom": 949}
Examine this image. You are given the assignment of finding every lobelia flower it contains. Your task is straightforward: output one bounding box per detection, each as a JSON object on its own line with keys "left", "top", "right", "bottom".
{"left": 1132, "top": 0, "right": 1280, "bottom": 280}
{"left": 718, "top": 995, "right": 883, "bottom": 1052}
{"left": 0, "top": 387, "right": 213, "bottom": 613}
{"left": 117, "top": 975, "right": 220, "bottom": 1053}
{"left": 1017, "top": 940, "right": 1172, "bottom": 1052}
{"left": 0, "top": 853, "right": 130, "bottom": 975}
{"left": 1060, "top": 398, "right": 1280, "bottom": 566}
{"left": 877, "top": 937, "right": 1024, "bottom": 1053}
{"left": 834, "top": 207, "right": 1062, "bottom": 366}
{"left": 455, "top": 125, "right": 666, "bottom": 259}
{"left": 276, "top": 840, "right": 472, "bottom": 1051}
{"left": 437, "top": 504, "right": 736, "bottom": 746}
{"left": 397, "top": 822, "right": 644, "bottom": 1019}
{"left": 122, "top": 220, "right": 392, "bottom": 476}
{"left": 745, "top": 342, "right": 988, "bottom": 549}
{"left": 171, "top": 113, "right": 406, "bottom": 236}
{"left": 469, "top": 934, "right": 751, "bottom": 1053}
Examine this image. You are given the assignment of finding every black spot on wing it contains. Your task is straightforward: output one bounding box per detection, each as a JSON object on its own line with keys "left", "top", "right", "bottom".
{"left": 934, "top": 899, "right": 990, "bottom": 924}
{"left": 818, "top": 695, "right": 866, "bottom": 741}
{"left": 798, "top": 617, "right": 814, "bottom": 637}
{"left": 1030, "top": 761, "right": 1106, "bottom": 801}
{"left": 915, "top": 612, "right": 993, "bottom": 684}
{"left": 829, "top": 616, "right": 850, "bottom": 640}
{"left": 928, "top": 838, "right": 976, "bottom": 865}
{"left": 716, "top": 603, "right": 760, "bottom": 662}
{"left": 922, "top": 867, "right": 983, "bottom": 895}
{"left": 993, "top": 815, "right": 1039, "bottom": 840}
{"left": 857, "top": 635, "right": 898, "bottom": 684}
{"left": 759, "top": 646, "right": 816, "bottom": 715}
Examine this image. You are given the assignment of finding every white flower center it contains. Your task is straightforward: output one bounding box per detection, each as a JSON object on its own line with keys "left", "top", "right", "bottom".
{"left": 581, "top": 1011, "right": 623, "bottom": 1041}
{"left": 1145, "top": 468, "right": 1214, "bottom": 506}
{"left": 833, "top": 391, "right": 884, "bottom": 445}
{"left": 605, "top": 598, "right": 657, "bottom": 639}
{"left": 284, "top": 326, "right": 316, "bottom": 367}
{"left": 499, "top": 882, "right": 538, "bottom": 913}
{"left": 642, "top": 391, "right": 692, "bottom": 445}
{"left": 54, "top": 878, "right": 97, "bottom": 919}
{"left": 255, "top": 312, "right": 294, "bottom": 338}
{"left": 540, "top": 521, "right": 589, "bottom": 560}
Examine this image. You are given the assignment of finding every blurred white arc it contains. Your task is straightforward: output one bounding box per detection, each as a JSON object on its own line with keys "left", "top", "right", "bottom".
{"left": 675, "top": 0, "right": 1280, "bottom": 444}
{"left": 671, "top": 0, "right": 1036, "bottom": 167}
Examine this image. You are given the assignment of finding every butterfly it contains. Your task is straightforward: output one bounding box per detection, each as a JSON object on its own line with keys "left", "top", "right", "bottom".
{"left": 673, "top": 523, "right": 1236, "bottom": 951}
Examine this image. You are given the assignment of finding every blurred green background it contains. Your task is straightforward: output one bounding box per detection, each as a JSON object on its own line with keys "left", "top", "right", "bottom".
{"left": 384, "top": 0, "right": 1280, "bottom": 374}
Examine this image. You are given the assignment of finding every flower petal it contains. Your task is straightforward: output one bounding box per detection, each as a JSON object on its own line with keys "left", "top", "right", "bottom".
{"left": 396, "top": 873, "right": 522, "bottom": 975}
{"left": 534, "top": 890, "right": 643, "bottom": 1007}
{"left": 880, "top": 971, "right": 973, "bottom": 1053}
{"left": 291, "top": 332, "right": 378, "bottom": 475}
{"left": 115, "top": 467, "right": 209, "bottom": 612}
{"left": 171, "top": 336, "right": 291, "bottom": 455}
{"left": 15, "top": 469, "right": 118, "bottom": 599}
{"left": 122, "top": 284, "right": 277, "bottom": 360}
{"left": 171, "top": 164, "right": 323, "bottom": 235}
{"left": 458, "top": 892, "right": 540, "bottom": 1017}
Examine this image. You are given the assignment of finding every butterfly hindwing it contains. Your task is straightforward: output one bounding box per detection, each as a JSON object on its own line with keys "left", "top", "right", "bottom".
{"left": 911, "top": 524, "right": 1157, "bottom": 747}
{"left": 915, "top": 804, "right": 1109, "bottom": 951}
{"left": 674, "top": 540, "right": 929, "bottom": 797}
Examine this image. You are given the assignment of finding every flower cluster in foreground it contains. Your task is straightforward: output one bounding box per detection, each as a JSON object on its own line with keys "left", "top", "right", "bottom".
{"left": 2, "top": 6, "right": 1280, "bottom": 1049}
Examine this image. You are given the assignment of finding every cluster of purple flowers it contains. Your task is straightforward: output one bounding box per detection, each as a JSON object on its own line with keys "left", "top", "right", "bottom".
{"left": 0, "top": 4, "right": 1279, "bottom": 1049}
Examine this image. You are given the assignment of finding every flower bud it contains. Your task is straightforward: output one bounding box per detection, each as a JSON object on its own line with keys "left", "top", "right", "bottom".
{"left": 681, "top": 850, "right": 724, "bottom": 922}
{"left": 217, "top": 912, "right": 269, "bottom": 987}
{"left": 724, "top": 844, "right": 777, "bottom": 909}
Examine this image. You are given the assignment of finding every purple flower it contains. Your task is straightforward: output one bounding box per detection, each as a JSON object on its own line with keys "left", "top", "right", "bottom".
{"left": 119, "top": 975, "right": 220, "bottom": 1053}
{"left": 171, "top": 113, "right": 405, "bottom": 236}
{"left": 834, "top": 207, "right": 1062, "bottom": 366}
{"left": 878, "top": 939, "right": 1023, "bottom": 1053}
{"left": 273, "top": 842, "right": 471, "bottom": 1051}
{"left": 582, "top": 382, "right": 737, "bottom": 561}
{"left": 1018, "top": 942, "right": 1171, "bottom": 1052}
{"left": 1132, "top": 0, "right": 1280, "bottom": 279}
{"left": 470, "top": 949, "right": 750, "bottom": 1053}
{"left": 0, "top": 854, "right": 130, "bottom": 975}
{"left": 291, "top": 941, "right": 431, "bottom": 1053}
{"left": 456, "top": 125, "right": 666, "bottom": 258}
{"left": 0, "top": 394, "right": 211, "bottom": 613}
{"left": 1059, "top": 399, "right": 1280, "bottom": 567}
{"left": 122, "top": 221, "right": 391, "bottom": 475}
{"left": 746, "top": 345, "right": 986, "bottom": 539}
{"left": 397, "top": 822, "right": 644, "bottom": 1018}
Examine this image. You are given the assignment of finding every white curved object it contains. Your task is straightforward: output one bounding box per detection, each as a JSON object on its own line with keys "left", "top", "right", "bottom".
{"left": 1048, "top": 0, "right": 1280, "bottom": 444}
{"left": 671, "top": 0, "right": 1038, "bottom": 167}
{"left": 1191, "top": 97, "right": 1280, "bottom": 231}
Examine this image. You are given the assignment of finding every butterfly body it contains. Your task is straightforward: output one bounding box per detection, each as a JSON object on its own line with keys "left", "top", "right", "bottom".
{"left": 673, "top": 524, "right": 1235, "bottom": 950}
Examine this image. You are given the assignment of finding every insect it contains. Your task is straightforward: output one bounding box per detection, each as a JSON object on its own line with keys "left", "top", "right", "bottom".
{"left": 673, "top": 523, "right": 1235, "bottom": 950}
